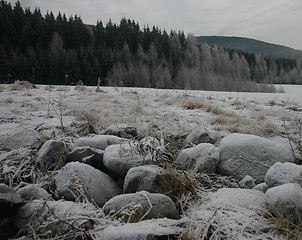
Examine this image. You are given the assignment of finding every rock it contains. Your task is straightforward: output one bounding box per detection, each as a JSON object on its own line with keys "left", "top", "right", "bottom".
{"left": 265, "top": 162, "right": 302, "bottom": 187}
{"left": 184, "top": 127, "right": 214, "bottom": 146}
{"left": 238, "top": 175, "right": 256, "bottom": 189}
{"left": 16, "top": 184, "right": 51, "bottom": 201}
{"left": 217, "top": 133, "right": 294, "bottom": 183}
{"left": 2, "top": 129, "right": 48, "bottom": 150}
{"left": 266, "top": 183, "right": 302, "bottom": 219}
{"left": 103, "top": 142, "right": 155, "bottom": 176}
{"left": 175, "top": 143, "right": 219, "bottom": 173}
{"left": 0, "top": 184, "right": 24, "bottom": 219}
{"left": 252, "top": 182, "right": 269, "bottom": 193}
{"left": 73, "top": 135, "right": 127, "bottom": 150}
{"left": 103, "top": 124, "right": 138, "bottom": 139}
{"left": 123, "top": 165, "right": 180, "bottom": 196}
{"left": 95, "top": 219, "right": 184, "bottom": 240}
{"left": 54, "top": 162, "right": 121, "bottom": 207}
{"left": 15, "top": 200, "right": 102, "bottom": 236}
{"left": 103, "top": 191, "right": 179, "bottom": 223}
{"left": 202, "top": 188, "right": 268, "bottom": 210}
{"left": 36, "top": 140, "right": 69, "bottom": 171}
{"left": 65, "top": 146, "right": 107, "bottom": 173}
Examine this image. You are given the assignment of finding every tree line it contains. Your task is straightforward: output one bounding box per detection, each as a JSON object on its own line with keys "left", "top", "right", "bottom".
{"left": 0, "top": 1, "right": 301, "bottom": 91}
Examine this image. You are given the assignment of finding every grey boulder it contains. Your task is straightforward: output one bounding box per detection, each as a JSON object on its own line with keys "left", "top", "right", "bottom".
{"left": 103, "top": 124, "right": 138, "bottom": 139}
{"left": 73, "top": 135, "right": 127, "bottom": 150}
{"left": 217, "top": 133, "right": 294, "bottom": 183}
{"left": 184, "top": 127, "right": 214, "bottom": 146}
{"left": 103, "top": 191, "right": 179, "bottom": 223}
{"left": 54, "top": 162, "right": 121, "bottom": 207}
{"left": 266, "top": 183, "right": 302, "bottom": 219}
{"left": 265, "top": 162, "right": 302, "bottom": 187}
{"left": 0, "top": 184, "right": 24, "bottom": 219}
{"left": 36, "top": 139, "right": 69, "bottom": 171}
{"left": 103, "top": 142, "right": 155, "bottom": 176}
{"left": 175, "top": 143, "right": 218, "bottom": 174}
{"left": 238, "top": 175, "right": 256, "bottom": 189}
{"left": 16, "top": 184, "right": 51, "bottom": 201}
{"left": 65, "top": 146, "right": 107, "bottom": 173}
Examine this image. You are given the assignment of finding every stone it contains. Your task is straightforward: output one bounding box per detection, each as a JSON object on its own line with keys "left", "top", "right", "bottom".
{"left": 103, "top": 191, "right": 179, "bottom": 223}
{"left": 252, "top": 182, "right": 269, "bottom": 193}
{"left": 0, "top": 184, "right": 24, "bottom": 219}
{"left": 73, "top": 135, "right": 127, "bottom": 150}
{"left": 54, "top": 162, "right": 121, "bottom": 207}
{"left": 217, "top": 133, "right": 294, "bottom": 183}
{"left": 95, "top": 219, "right": 184, "bottom": 240}
{"left": 184, "top": 127, "right": 214, "bottom": 146}
{"left": 103, "top": 124, "right": 138, "bottom": 139}
{"left": 175, "top": 143, "right": 219, "bottom": 173}
{"left": 36, "top": 139, "right": 69, "bottom": 171}
{"left": 238, "top": 175, "right": 256, "bottom": 189}
{"left": 2, "top": 129, "right": 48, "bottom": 150}
{"left": 266, "top": 183, "right": 302, "bottom": 219}
{"left": 15, "top": 200, "right": 101, "bottom": 236}
{"left": 123, "top": 165, "right": 180, "bottom": 196}
{"left": 16, "top": 184, "right": 51, "bottom": 201}
{"left": 265, "top": 162, "right": 302, "bottom": 187}
{"left": 103, "top": 142, "right": 155, "bottom": 176}
{"left": 65, "top": 146, "right": 107, "bottom": 173}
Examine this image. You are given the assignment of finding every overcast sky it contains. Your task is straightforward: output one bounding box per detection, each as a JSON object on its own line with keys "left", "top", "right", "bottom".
{"left": 10, "top": 0, "right": 302, "bottom": 50}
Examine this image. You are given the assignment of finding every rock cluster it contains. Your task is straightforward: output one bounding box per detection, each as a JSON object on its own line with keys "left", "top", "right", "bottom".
{"left": 0, "top": 125, "right": 299, "bottom": 239}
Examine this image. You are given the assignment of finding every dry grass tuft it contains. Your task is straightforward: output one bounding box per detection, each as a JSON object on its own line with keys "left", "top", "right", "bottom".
{"left": 9, "top": 80, "right": 35, "bottom": 91}
{"left": 183, "top": 99, "right": 205, "bottom": 110}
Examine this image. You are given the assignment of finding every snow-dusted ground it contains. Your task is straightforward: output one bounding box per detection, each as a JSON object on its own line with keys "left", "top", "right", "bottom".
{"left": 1, "top": 84, "right": 301, "bottom": 146}
{"left": 1, "top": 83, "right": 302, "bottom": 239}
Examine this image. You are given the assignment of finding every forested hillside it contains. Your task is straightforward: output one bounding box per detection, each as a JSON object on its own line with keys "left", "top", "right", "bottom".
{"left": 1, "top": 1, "right": 301, "bottom": 91}
{"left": 197, "top": 36, "right": 302, "bottom": 60}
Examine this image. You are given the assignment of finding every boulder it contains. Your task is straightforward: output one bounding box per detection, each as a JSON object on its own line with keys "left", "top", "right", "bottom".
{"left": 265, "top": 162, "right": 302, "bottom": 187}
{"left": 252, "top": 182, "right": 269, "bottom": 193}
{"left": 36, "top": 139, "right": 69, "bottom": 171}
{"left": 73, "top": 135, "right": 127, "bottom": 150}
{"left": 217, "top": 133, "right": 294, "bottom": 183}
{"left": 184, "top": 127, "right": 214, "bottom": 146}
{"left": 54, "top": 162, "right": 121, "bottom": 207}
{"left": 0, "top": 184, "right": 24, "bottom": 219}
{"left": 16, "top": 184, "right": 51, "bottom": 201}
{"left": 2, "top": 129, "right": 48, "bottom": 150}
{"left": 103, "top": 124, "right": 138, "bottom": 139}
{"left": 202, "top": 187, "right": 268, "bottom": 210}
{"left": 175, "top": 143, "right": 219, "bottom": 173}
{"left": 238, "top": 175, "right": 256, "bottom": 189}
{"left": 103, "top": 142, "right": 155, "bottom": 176}
{"left": 15, "top": 200, "right": 102, "bottom": 236}
{"left": 65, "top": 146, "right": 107, "bottom": 173}
{"left": 95, "top": 219, "right": 183, "bottom": 240}
{"left": 266, "top": 183, "right": 302, "bottom": 220}
{"left": 123, "top": 165, "right": 180, "bottom": 196}
{"left": 103, "top": 191, "right": 179, "bottom": 223}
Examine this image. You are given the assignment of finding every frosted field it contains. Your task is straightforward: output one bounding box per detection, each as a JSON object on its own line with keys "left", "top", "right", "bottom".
{"left": 1, "top": 83, "right": 302, "bottom": 239}
{"left": 0, "top": 83, "right": 301, "bottom": 146}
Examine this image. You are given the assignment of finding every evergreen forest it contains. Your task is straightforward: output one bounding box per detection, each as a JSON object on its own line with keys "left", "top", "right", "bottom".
{"left": 1, "top": 1, "right": 301, "bottom": 91}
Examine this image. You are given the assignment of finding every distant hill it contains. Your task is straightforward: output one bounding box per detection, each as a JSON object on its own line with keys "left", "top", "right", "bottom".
{"left": 197, "top": 36, "right": 302, "bottom": 60}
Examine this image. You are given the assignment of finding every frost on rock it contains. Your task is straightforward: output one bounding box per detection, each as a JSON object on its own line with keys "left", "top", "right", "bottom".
{"left": 73, "top": 135, "right": 127, "bottom": 150}
{"left": 217, "top": 133, "right": 294, "bottom": 183}
{"left": 15, "top": 200, "right": 105, "bottom": 238}
{"left": 265, "top": 162, "right": 302, "bottom": 187}
{"left": 185, "top": 188, "right": 282, "bottom": 239}
{"left": 94, "top": 218, "right": 184, "bottom": 240}
{"left": 266, "top": 183, "right": 302, "bottom": 218}
{"left": 103, "top": 142, "right": 155, "bottom": 176}
{"left": 54, "top": 162, "right": 121, "bottom": 207}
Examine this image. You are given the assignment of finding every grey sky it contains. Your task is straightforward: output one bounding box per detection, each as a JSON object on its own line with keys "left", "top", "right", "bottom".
{"left": 10, "top": 0, "right": 302, "bottom": 50}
